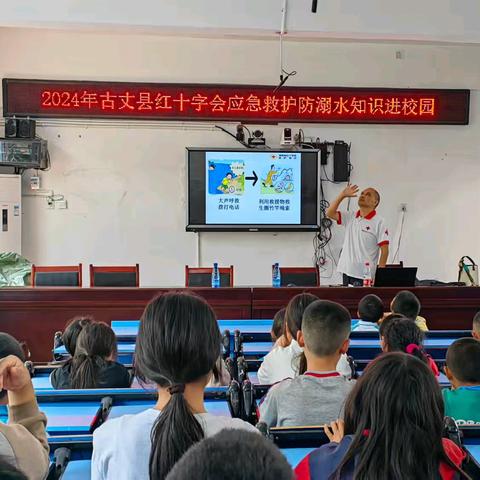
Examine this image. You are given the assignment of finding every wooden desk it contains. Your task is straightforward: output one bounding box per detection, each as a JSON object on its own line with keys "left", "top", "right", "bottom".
{"left": 0, "top": 286, "right": 478, "bottom": 362}
{"left": 252, "top": 287, "right": 480, "bottom": 330}
{"left": 0, "top": 287, "right": 251, "bottom": 362}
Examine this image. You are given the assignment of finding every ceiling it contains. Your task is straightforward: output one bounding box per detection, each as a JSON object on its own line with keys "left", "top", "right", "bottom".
{"left": 2, "top": 0, "right": 480, "bottom": 44}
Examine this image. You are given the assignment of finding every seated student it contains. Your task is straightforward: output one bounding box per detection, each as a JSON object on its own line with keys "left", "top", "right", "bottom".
{"left": 295, "top": 353, "right": 469, "bottom": 480}
{"left": 443, "top": 338, "right": 480, "bottom": 425}
{"left": 206, "top": 358, "right": 231, "bottom": 387}
{"left": 258, "top": 294, "right": 352, "bottom": 384}
{"left": 51, "top": 315, "right": 93, "bottom": 388}
{"left": 271, "top": 307, "right": 287, "bottom": 344}
{"left": 92, "top": 292, "right": 257, "bottom": 480}
{"left": 55, "top": 321, "right": 131, "bottom": 389}
{"left": 472, "top": 311, "right": 480, "bottom": 340}
{"left": 257, "top": 293, "right": 318, "bottom": 384}
{"left": 390, "top": 290, "right": 429, "bottom": 331}
{"left": 259, "top": 300, "right": 355, "bottom": 427}
{"left": 0, "top": 334, "right": 49, "bottom": 480}
{"left": 379, "top": 314, "right": 439, "bottom": 376}
{"left": 356, "top": 294, "right": 384, "bottom": 331}
{"left": 166, "top": 429, "right": 294, "bottom": 480}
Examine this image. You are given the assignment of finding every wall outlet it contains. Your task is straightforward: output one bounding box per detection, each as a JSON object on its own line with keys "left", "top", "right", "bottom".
{"left": 400, "top": 203, "right": 407, "bottom": 212}
{"left": 30, "top": 176, "right": 40, "bottom": 190}
{"left": 57, "top": 200, "right": 68, "bottom": 209}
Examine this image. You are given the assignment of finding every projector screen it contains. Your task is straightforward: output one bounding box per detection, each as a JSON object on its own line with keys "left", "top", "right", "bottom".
{"left": 186, "top": 148, "right": 318, "bottom": 232}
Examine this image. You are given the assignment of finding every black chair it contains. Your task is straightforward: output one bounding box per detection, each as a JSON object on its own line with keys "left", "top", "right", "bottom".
{"left": 31, "top": 264, "right": 82, "bottom": 287}
{"left": 89, "top": 264, "right": 139, "bottom": 287}
{"left": 274, "top": 266, "right": 320, "bottom": 287}
{"left": 185, "top": 265, "right": 234, "bottom": 287}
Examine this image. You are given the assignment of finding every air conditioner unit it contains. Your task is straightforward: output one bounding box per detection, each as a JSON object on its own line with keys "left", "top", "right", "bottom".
{"left": 0, "top": 138, "right": 48, "bottom": 169}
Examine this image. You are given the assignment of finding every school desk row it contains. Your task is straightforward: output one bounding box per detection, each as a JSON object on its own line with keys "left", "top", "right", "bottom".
{"left": 52, "top": 318, "right": 473, "bottom": 365}
{"left": 45, "top": 421, "right": 480, "bottom": 480}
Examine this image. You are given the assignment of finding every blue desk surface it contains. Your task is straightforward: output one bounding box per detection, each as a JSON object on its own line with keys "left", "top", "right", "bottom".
{"left": 111, "top": 319, "right": 469, "bottom": 338}
{"left": 242, "top": 337, "right": 456, "bottom": 357}
{"left": 465, "top": 444, "right": 480, "bottom": 462}
{"left": 33, "top": 376, "right": 146, "bottom": 392}
{"left": 111, "top": 319, "right": 274, "bottom": 338}
{"left": 54, "top": 343, "right": 136, "bottom": 356}
{"left": 281, "top": 447, "right": 314, "bottom": 467}
{"left": 62, "top": 459, "right": 91, "bottom": 480}
{"left": 33, "top": 375, "right": 53, "bottom": 389}
{"left": 40, "top": 402, "right": 99, "bottom": 434}
{"left": 351, "top": 338, "right": 453, "bottom": 348}
{"left": 110, "top": 319, "right": 371, "bottom": 340}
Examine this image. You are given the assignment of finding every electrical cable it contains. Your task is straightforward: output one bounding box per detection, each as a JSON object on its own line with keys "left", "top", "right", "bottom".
{"left": 214, "top": 125, "right": 250, "bottom": 149}
{"left": 273, "top": 0, "right": 297, "bottom": 93}
{"left": 241, "top": 125, "right": 252, "bottom": 137}
{"left": 314, "top": 144, "right": 354, "bottom": 279}
{"left": 393, "top": 210, "right": 406, "bottom": 263}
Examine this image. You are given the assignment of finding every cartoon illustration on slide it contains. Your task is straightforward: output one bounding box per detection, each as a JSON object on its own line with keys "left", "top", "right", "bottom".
{"left": 208, "top": 160, "right": 245, "bottom": 195}
{"left": 261, "top": 165, "right": 294, "bottom": 194}
{"left": 262, "top": 164, "right": 278, "bottom": 188}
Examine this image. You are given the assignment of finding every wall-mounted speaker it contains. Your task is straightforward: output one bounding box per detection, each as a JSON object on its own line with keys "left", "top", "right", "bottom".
{"left": 333, "top": 141, "right": 350, "bottom": 182}
{"left": 5, "top": 118, "right": 18, "bottom": 138}
{"left": 17, "top": 119, "right": 36, "bottom": 138}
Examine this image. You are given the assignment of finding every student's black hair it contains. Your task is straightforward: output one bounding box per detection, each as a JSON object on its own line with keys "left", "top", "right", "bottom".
{"left": 334, "top": 353, "right": 470, "bottom": 480}
{"left": 165, "top": 429, "right": 294, "bottom": 480}
{"left": 70, "top": 322, "right": 117, "bottom": 389}
{"left": 473, "top": 311, "right": 480, "bottom": 333}
{"left": 302, "top": 300, "right": 351, "bottom": 356}
{"left": 62, "top": 315, "right": 94, "bottom": 356}
{"left": 357, "top": 294, "right": 384, "bottom": 324}
{"left": 135, "top": 292, "right": 222, "bottom": 480}
{"left": 0, "top": 458, "right": 27, "bottom": 480}
{"left": 271, "top": 307, "right": 286, "bottom": 342}
{"left": 378, "top": 313, "right": 405, "bottom": 336}
{"left": 446, "top": 337, "right": 480, "bottom": 383}
{"left": 0, "top": 334, "right": 26, "bottom": 401}
{"left": 285, "top": 293, "right": 319, "bottom": 340}
{"left": 380, "top": 315, "right": 430, "bottom": 365}
{"left": 0, "top": 333, "right": 25, "bottom": 361}
{"left": 285, "top": 293, "right": 319, "bottom": 375}
{"left": 391, "top": 290, "right": 421, "bottom": 320}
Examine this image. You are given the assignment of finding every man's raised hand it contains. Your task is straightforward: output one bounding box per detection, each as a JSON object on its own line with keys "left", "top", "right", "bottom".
{"left": 341, "top": 184, "right": 359, "bottom": 198}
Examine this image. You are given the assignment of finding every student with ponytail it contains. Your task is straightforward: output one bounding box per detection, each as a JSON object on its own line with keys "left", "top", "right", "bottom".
{"left": 295, "top": 353, "right": 470, "bottom": 480}
{"left": 60, "top": 322, "right": 131, "bottom": 389}
{"left": 91, "top": 292, "right": 256, "bottom": 480}
{"left": 51, "top": 316, "right": 93, "bottom": 389}
{"left": 380, "top": 314, "right": 439, "bottom": 376}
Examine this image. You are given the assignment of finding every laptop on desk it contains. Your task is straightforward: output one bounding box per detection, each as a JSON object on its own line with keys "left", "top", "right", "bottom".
{"left": 374, "top": 267, "right": 418, "bottom": 287}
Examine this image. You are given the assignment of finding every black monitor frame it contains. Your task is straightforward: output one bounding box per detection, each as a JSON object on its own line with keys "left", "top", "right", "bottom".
{"left": 186, "top": 147, "right": 319, "bottom": 232}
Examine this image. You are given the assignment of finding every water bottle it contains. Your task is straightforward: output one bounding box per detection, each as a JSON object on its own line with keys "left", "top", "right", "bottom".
{"left": 363, "top": 261, "right": 372, "bottom": 287}
{"left": 272, "top": 263, "right": 281, "bottom": 288}
{"left": 211, "top": 263, "right": 220, "bottom": 288}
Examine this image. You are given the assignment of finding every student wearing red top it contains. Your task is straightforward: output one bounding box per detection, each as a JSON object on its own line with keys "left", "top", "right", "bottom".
{"left": 295, "top": 353, "right": 470, "bottom": 480}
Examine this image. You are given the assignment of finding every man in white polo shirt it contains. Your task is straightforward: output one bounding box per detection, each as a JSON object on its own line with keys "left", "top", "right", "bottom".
{"left": 326, "top": 184, "right": 389, "bottom": 286}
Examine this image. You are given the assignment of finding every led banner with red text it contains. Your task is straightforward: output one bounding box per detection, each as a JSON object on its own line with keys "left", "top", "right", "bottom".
{"left": 2, "top": 79, "right": 470, "bottom": 125}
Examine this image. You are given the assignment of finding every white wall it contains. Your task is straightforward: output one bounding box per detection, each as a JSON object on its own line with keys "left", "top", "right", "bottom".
{"left": 3, "top": 0, "right": 480, "bottom": 44}
{"left": 1, "top": 27, "right": 480, "bottom": 286}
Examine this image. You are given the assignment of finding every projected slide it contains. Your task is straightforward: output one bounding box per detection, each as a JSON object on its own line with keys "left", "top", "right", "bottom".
{"left": 205, "top": 151, "right": 301, "bottom": 224}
